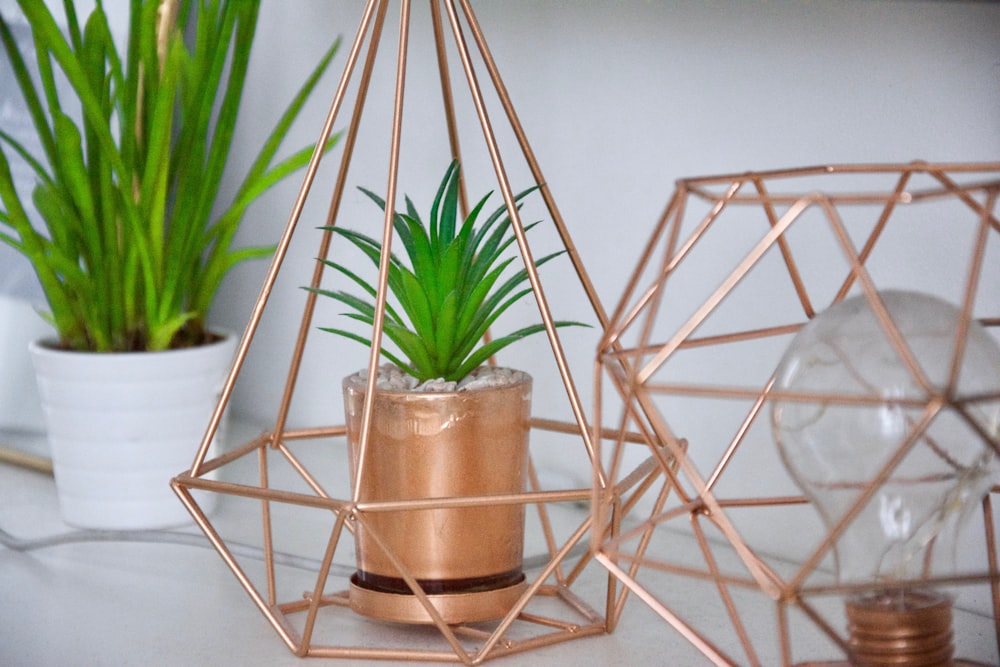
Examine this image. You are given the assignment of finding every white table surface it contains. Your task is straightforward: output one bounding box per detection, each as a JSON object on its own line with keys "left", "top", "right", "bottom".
{"left": 2, "top": 426, "right": 998, "bottom": 667}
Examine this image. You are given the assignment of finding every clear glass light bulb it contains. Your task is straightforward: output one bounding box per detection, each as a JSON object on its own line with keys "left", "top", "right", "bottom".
{"left": 770, "top": 290, "right": 1000, "bottom": 664}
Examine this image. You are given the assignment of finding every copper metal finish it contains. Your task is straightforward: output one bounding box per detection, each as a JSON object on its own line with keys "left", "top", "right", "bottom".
{"left": 593, "top": 162, "right": 1000, "bottom": 666}
{"left": 171, "top": 0, "right": 616, "bottom": 662}
{"left": 845, "top": 590, "right": 954, "bottom": 667}
{"left": 343, "top": 372, "right": 531, "bottom": 623}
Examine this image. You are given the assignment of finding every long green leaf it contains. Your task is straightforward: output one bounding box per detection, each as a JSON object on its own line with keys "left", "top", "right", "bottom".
{"left": 0, "top": 0, "right": 339, "bottom": 351}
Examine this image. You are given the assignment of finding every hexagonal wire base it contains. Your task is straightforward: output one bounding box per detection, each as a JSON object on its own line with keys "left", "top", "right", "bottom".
{"left": 172, "top": 0, "right": 619, "bottom": 662}
{"left": 592, "top": 162, "right": 1000, "bottom": 665}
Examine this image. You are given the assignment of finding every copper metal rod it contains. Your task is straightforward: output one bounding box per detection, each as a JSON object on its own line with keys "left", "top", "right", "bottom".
{"left": 651, "top": 316, "right": 996, "bottom": 354}
{"left": 794, "top": 596, "right": 853, "bottom": 657}
{"left": 632, "top": 179, "right": 739, "bottom": 352}
{"left": 176, "top": 473, "right": 350, "bottom": 511}
{"left": 679, "top": 160, "right": 1000, "bottom": 188}
{"left": 690, "top": 514, "right": 762, "bottom": 666}
{"left": 305, "top": 646, "right": 467, "bottom": 662}
{"left": 551, "top": 584, "right": 607, "bottom": 625}
{"left": 927, "top": 166, "right": 1000, "bottom": 232}
{"left": 591, "top": 358, "right": 611, "bottom": 552}
{"left": 627, "top": 382, "right": 784, "bottom": 597}
{"left": 618, "top": 459, "right": 669, "bottom": 518}
{"left": 776, "top": 600, "right": 793, "bottom": 667}
{"left": 482, "top": 510, "right": 599, "bottom": 658}
{"left": 622, "top": 391, "right": 694, "bottom": 505}
{"left": 604, "top": 497, "right": 625, "bottom": 632}
{"left": 458, "top": 0, "right": 610, "bottom": 330}
{"left": 172, "top": 2, "right": 633, "bottom": 660}
{"left": 172, "top": 482, "right": 303, "bottom": 653}
{"left": 612, "top": 470, "right": 676, "bottom": 627}
{"left": 638, "top": 196, "right": 811, "bottom": 384}
{"left": 352, "top": 512, "right": 482, "bottom": 664}
{"left": 188, "top": 0, "right": 376, "bottom": 478}
{"left": 753, "top": 175, "right": 815, "bottom": 320}
{"left": 642, "top": 382, "right": 948, "bottom": 407}
{"left": 602, "top": 497, "right": 709, "bottom": 547}
{"left": 274, "top": 425, "right": 350, "bottom": 440}
{"left": 530, "top": 416, "right": 647, "bottom": 445}
{"left": 714, "top": 496, "right": 808, "bottom": 508}
{"left": 827, "top": 199, "right": 938, "bottom": 397}
{"left": 186, "top": 430, "right": 270, "bottom": 476}
{"left": 353, "top": 0, "right": 412, "bottom": 505}
{"left": 614, "top": 455, "right": 665, "bottom": 499}
{"left": 279, "top": 591, "right": 349, "bottom": 614}
{"left": 797, "top": 571, "right": 1000, "bottom": 597}
{"left": 679, "top": 322, "right": 804, "bottom": 349}
{"left": 787, "top": 401, "right": 942, "bottom": 593}
{"left": 272, "top": 0, "right": 389, "bottom": 447}
{"left": 685, "top": 185, "right": 1000, "bottom": 208}
{"left": 605, "top": 373, "right": 691, "bottom": 505}
{"left": 705, "top": 375, "right": 773, "bottom": 492}
{"left": 601, "top": 187, "right": 689, "bottom": 354}
{"left": 632, "top": 191, "right": 692, "bottom": 376}
{"left": 600, "top": 322, "right": 805, "bottom": 361}
{"left": 604, "top": 550, "right": 763, "bottom": 592}
{"left": 259, "top": 441, "right": 277, "bottom": 606}
{"left": 274, "top": 441, "right": 333, "bottom": 500}
{"left": 832, "top": 169, "right": 910, "bottom": 303}
{"left": 947, "top": 188, "right": 993, "bottom": 393}
{"left": 595, "top": 553, "right": 739, "bottom": 666}
{"left": 600, "top": 187, "right": 681, "bottom": 347}
{"left": 443, "top": 0, "right": 600, "bottom": 484}
{"left": 300, "top": 512, "right": 350, "bottom": 651}
{"left": 429, "top": 0, "right": 468, "bottom": 215}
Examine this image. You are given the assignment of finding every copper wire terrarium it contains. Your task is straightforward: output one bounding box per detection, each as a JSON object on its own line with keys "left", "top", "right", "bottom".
{"left": 171, "top": 0, "right": 621, "bottom": 663}
{"left": 592, "top": 162, "right": 1000, "bottom": 666}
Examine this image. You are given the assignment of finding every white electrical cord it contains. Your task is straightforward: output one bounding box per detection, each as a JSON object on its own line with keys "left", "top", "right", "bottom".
{"left": 0, "top": 524, "right": 346, "bottom": 573}
{"left": 0, "top": 524, "right": 583, "bottom": 574}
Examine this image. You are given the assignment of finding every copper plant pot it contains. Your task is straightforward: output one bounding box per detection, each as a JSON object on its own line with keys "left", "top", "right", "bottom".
{"left": 343, "top": 369, "right": 532, "bottom": 624}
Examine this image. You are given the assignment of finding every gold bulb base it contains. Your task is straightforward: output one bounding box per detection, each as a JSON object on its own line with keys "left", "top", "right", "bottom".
{"left": 792, "top": 589, "right": 994, "bottom": 666}
{"left": 845, "top": 589, "right": 954, "bottom": 667}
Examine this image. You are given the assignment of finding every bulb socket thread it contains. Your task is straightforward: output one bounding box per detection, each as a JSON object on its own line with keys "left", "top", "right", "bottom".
{"left": 845, "top": 589, "right": 954, "bottom": 667}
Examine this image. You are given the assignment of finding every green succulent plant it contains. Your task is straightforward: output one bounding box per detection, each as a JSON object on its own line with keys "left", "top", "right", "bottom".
{"left": 0, "top": 0, "right": 340, "bottom": 351}
{"left": 309, "top": 161, "right": 585, "bottom": 383}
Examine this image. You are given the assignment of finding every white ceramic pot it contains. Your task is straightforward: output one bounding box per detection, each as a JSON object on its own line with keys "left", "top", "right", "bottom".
{"left": 29, "top": 335, "right": 235, "bottom": 530}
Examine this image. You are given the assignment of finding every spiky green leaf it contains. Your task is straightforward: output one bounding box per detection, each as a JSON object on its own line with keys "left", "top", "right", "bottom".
{"left": 313, "top": 161, "right": 588, "bottom": 381}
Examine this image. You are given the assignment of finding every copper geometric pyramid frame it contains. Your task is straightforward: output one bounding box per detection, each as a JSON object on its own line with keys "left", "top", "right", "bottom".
{"left": 171, "top": 0, "right": 619, "bottom": 662}
{"left": 592, "top": 162, "right": 1000, "bottom": 666}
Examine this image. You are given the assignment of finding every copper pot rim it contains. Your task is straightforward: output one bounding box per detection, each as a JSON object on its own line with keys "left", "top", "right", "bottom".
{"left": 342, "top": 365, "right": 532, "bottom": 398}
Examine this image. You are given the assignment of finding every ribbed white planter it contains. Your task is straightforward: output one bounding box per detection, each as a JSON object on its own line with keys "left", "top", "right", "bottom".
{"left": 29, "top": 335, "right": 235, "bottom": 530}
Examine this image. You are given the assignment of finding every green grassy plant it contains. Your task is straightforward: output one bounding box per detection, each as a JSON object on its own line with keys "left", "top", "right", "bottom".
{"left": 0, "top": 0, "right": 340, "bottom": 351}
{"left": 309, "top": 161, "right": 586, "bottom": 383}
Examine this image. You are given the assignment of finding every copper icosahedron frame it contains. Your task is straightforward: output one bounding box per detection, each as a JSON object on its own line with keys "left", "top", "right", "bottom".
{"left": 592, "top": 162, "right": 1000, "bottom": 666}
